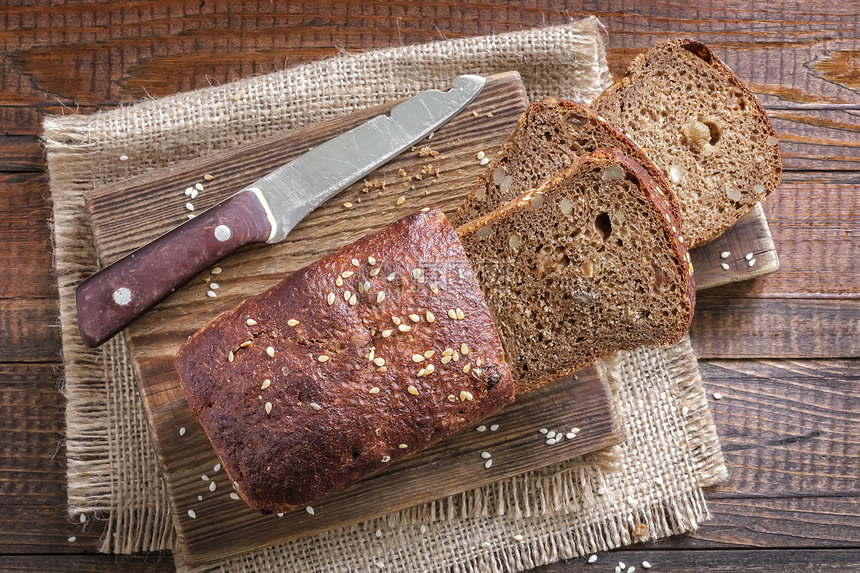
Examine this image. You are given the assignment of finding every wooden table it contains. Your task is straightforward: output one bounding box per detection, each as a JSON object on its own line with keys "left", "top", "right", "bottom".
{"left": 1, "top": 2, "right": 857, "bottom": 571}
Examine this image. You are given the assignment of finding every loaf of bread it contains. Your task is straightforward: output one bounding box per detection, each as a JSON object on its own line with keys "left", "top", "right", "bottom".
{"left": 450, "top": 98, "right": 679, "bottom": 227}
{"left": 591, "top": 38, "right": 782, "bottom": 248}
{"left": 457, "top": 148, "right": 695, "bottom": 394}
{"left": 175, "top": 206, "right": 515, "bottom": 514}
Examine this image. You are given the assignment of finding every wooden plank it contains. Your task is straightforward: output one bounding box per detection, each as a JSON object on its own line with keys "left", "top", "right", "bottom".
{"left": 698, "top": 359, "right": 859, "bottom": 498}
{"left": 80, "top": 73, "right": 622, "bottom": 565}
{"left": 690, "top": 298, "right": 860, "bottom": 359}
{"left": 0, "top": 298, "right": 61, "bottom": 362}
{"left": 0, "top": 135, "right": 43, "bottom": 172}
{"left": 535, "top": 549, "right": 860, "bottom": 572}
{"left": 0, "top": 554, "right": 175, "bottom": 573}
{"left": 0, "top": 172, "right": 56, "bottom": 298}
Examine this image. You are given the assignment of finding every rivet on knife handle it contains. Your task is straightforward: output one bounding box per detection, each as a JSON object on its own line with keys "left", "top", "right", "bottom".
{"left": 75, "top": 189, "right": 273, "bottom": 348}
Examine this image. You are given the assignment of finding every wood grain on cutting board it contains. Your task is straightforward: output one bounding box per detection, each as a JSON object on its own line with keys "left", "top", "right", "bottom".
{"left": 83, "top": 73, "right": 627, "bottom": 565}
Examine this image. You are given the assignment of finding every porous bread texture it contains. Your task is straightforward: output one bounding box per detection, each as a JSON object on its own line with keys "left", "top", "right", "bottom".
{"left": 450, "top": 98, "right": 679, "bottom": 228}
{"left": 457, "top": 149, "right": 695, "bottom": 394}
{"left": 592, "top": 38, "right": 782, "bottom": 248}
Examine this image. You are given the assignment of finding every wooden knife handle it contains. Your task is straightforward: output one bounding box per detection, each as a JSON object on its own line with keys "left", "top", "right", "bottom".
{"left": 75, "top": 189, "right": 273, "bottom": 348}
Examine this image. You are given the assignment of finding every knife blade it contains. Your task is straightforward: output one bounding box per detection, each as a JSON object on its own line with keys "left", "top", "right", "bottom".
{"left": 75, "top": 75, "right": 486, "bottom": 348}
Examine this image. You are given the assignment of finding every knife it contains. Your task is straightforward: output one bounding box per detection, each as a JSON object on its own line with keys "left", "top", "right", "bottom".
{"left": 75, "top": 74, "right": 486, "bottom": 348}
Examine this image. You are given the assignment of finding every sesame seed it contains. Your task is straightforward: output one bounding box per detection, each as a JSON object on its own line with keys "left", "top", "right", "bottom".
{"left": 287, "top": 319, "right": 299, "bottom": 327}
{"left": 417, "top": 368, "right": 426, "bottom": 377}
{"left": 597, "top": 486, "right": 606, "bottom": 495}
{"left": 370, "top": 267, "right": 380, "bottom": 277}
{"left": 748, "top": 258, "right": 756, "bottom": 267}
{"left": 546, "top": 438, "right": 557, "bottom": 445}
{"left": 460, "top": 343, "right": 469, "bottom": 355}
{"left": 310, "top": 402, "right": 322, "bottom": 410}
{"left": 441, "top": 355, "right": 452, "bottom": 364}
{"left": 207, "top": 290, "right": 216, "bottom": 298}
{"left": 424, "top": 364, "right": 435, "bottom": 375}
{"left": 430, "top": 283, "right": 439, "bottom": 294}
{"left": 490, "top": 424, "right": 499, "bottom": 431}
{"left": 214, "top": 463, "right": 221, "bottom": 472}
{"left": 447, "top": 309, "right": 458, "bottom": 319}
{"left": 628, "top": 567, "right": 635, "bottom": 573}
{"left": 349, "top": 294, "right": 357, "bottom": 305}
{"left": 681, "top": 405, "right": 689, "bottom": 416}
{"left": 266, "top": 347, "right": 275, "bottom": 358}
{"left": 376, "top": 561, "right": 385, "bottom": 569}
{"left": 261, "top": 379, "right": 271, "bottom": 390}
{"left": 481, "top": 451, "right": 491, "bottom": 459}
{"left": 203, "top": 173, "right": 215, "bottom": 181}
{"left": 447, "top": 394, "right": 457, "bottom": 402}
{"left": 190, "top": 189, "right": 199, "bottom": 200}
{"left": 642, "top": 562, "right": 651, "bottom": 569}
{"left": 721, "top": 263, "right": 730, "bottom": 271}
{"left": 344, "top": 291, "right": 352, "bottom": 301}
{"left": 540, "top": 428, "right": 548, "bottom": 434}
{"left": 373, "top": 357, "right": 385, "bottom": 367}
{"left": 179, "top": 427, "right": 186, "bottom": 436}
{"left": 720, "top": 251, "right": 730, "bottom": 259}
{"left": 407, "top": 385, "right": 419, "bottom": 395}
{"left": 480, "top": 157, "right": 490, "bottom": 166}
{"left": 399, "top": 443, "right": 408, "bottom": 449}
{"left": 456, "top": 308, "right": 464, "bottom": 320}
{"left": 342, "top": 270, "right": 354, "bottom": 278}
{"left": 327, "top": 292, "right": 335, "bottom": 305}
{"left": 425, "top": 311, "right": 435, "bottom": 323}
{"left": 619, "top": 563, "right": 626, "bottom": 570}
{"left": 246, "top": 318, "right": 257, "bottom": 326}
{"left": 424, "top": 350, "right": 435, "bottom": 358}
{"left": 566, "top": 432, "right": 575, "bottom": 439}
{"left": 398, "top": 324, "right": 412, "bottom": 332}
{"left": 209, "top": 481, "right": 217, "bottom": 492}
{"left": 463, "top": 364, "right": 471, "bottom": 373}
{"left": 588, "top": 554, "right": 597, "bottom": 563}
{"left": 343, "top": 202, "right": 353, "bottom": 209}
{"left": 482, "top": 541, "right": 492, "bottom": 549}
{"left": 240, "top": 339, "right": 252, "bottom": 347}
{"left": 714, "top": 392, "right": 723, "bottom": 400}
{"left": 381, "top": 455, "right": 391, "bottom": 462}
{"left": 277, "top": 513, "right": 284, "bottom": 517}
{"left": 391, "top": 316, "right": 401, "bottom": 325}
{"left": 745, "top": 252, "right": 754, "bottom": 261}
{"left": 209, "top": 282, "right": 219, "bottom": 289}
{"left": 318, "top": 355, "right": 329, "bottom": 363}
{"left": 119, "top": 155, "right": 129, "bottom": 161}
{"left": 396, "top": 196, "right": 406, "bottom": 206}
{"left": 230, "top": 492, "right": 240, "bottom": 500}
{"left": 335, "top": 276, "right": 343, "bottom": 287}
{"left": 460, "top": 390, "right": 473, "bottom": 401}
{"left": 412, "top": 268, "right": 422, "bottom": 280}
{"left": 351, "top": 258, "right": 360, "bottom": 267}
{"left": 484, "top": 459, "right": 493, "bottom": 469}
{"left": 188, "top": 509, "right": 197, "bottom": 519}
{"left": 375, "top": 528, "right": 383, "bottom": 538}
{"left": 513, "top": 534, "right": 524, "bottom": 542}
{"left": 477, "top": 151, "right": 485, "bottom": 160}
{"left": 195, "top": 183, "right": 204, "bottom": 191}
{"left": 571, "top": 427, "right": 580, "bottom": 434}
{"left": 387, "top": 272, "right": 396, "bottom": 281}
{"left": 655, "top": 476, "right": 664, "bottom": 486}
{"left": 211, "top": 267, "right": 222, "bottom": 275}
{"left": 369, "top": 387, "right": 380, "bottom": 394}
{"left": 362, "top": 281, "right": 371, "bottom": 293}
{"left": 265, "top": 402, "right": 272, "bottom": 414}
{"left": 184, "top": 187, "right": 193, "bottom": 196}
{"left": 412, "top": 354, "right": 425, "bottom": 362}
{"left": 381, "top": 329, "right": 393, "bottom": 338}
{"left": 547, "top": 431, "right": 556, "bottom": 439}
{"left": 408, "top": 313, "right": 420, "bottom": 323}
{"left": 366, "top": 348, "right": 375, "bottom": 361}
{"left": 477, "top": 425, "right": 487, "bottom": 432}
{"left": 306, "top": 506, "right": 315, "bottom": 515}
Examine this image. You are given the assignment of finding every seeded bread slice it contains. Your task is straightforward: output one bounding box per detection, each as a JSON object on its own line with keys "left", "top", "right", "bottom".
{"left": 175, "top": 206, "right": 514, "bottom": 513}
{"left": 450, "top": 98, "right": 679, "bottom": 228}
{"left": 457, "top": 149, "right": 695, "bottom": 394}
{"left": 592, "top": 38, "right": 782, "bottom": 248}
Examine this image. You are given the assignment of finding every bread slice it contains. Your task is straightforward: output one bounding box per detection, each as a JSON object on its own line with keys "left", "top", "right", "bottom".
{"left": 450, "top": 98, "right": 679, "bottom": 228}
{"left": 457, "top": 148, "right": 695, "bottom": 394}
{"left": 175, "top": 206, "right": 514, "bottom": 513}
{"left": 591, "top": 38, "right": 782, "bottom": 248}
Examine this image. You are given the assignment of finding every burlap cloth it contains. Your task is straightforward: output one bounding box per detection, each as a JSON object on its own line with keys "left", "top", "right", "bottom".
{"left": 44, "top": 18, "right": 727, "bottom": 572}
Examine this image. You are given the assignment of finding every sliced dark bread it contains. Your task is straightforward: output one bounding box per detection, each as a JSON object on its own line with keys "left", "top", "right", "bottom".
{"left": 457, "top": 148, "right": 695, "bottom": 394}
{"left": 592, "top": 38, "right": 782, "bottom": 247}
{"left": 450, "top": 98, "right": 679, "bottom": 227}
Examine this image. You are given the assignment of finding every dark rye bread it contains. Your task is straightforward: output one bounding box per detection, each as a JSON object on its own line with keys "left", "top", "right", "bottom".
{"left": 457, "top": 149, "right": 695, "bottom": 394}
{"left": 592, "top": 38, "right": 782, "bottom": 248}
{"left": 449, "top": 98, "right": 679, "bottom": 227}
{"left": 175, "top": 206, "right": 514, "bottom": 514}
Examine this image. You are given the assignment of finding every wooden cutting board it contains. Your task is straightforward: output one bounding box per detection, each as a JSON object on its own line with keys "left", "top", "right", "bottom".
{"left": 82, "top": 72, "right": 628, "bottom": 566}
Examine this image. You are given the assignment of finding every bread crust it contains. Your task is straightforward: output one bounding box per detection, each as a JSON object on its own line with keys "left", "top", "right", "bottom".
{"left": 175, "top": 206, "right": 514, "bottom": 513}
{"left": 457, "top": 149, "right": 695, "bottom": 394}
{"left": 451, "top": 98, "right": 681, "bottom": 227}
{"left": 592, "top": 38, "right": 782, "bottom": 247}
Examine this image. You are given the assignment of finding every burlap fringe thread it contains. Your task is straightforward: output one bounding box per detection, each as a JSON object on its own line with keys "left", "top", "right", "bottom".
{"left": 45, "top": 17, "right": 726, "bottom": 571}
